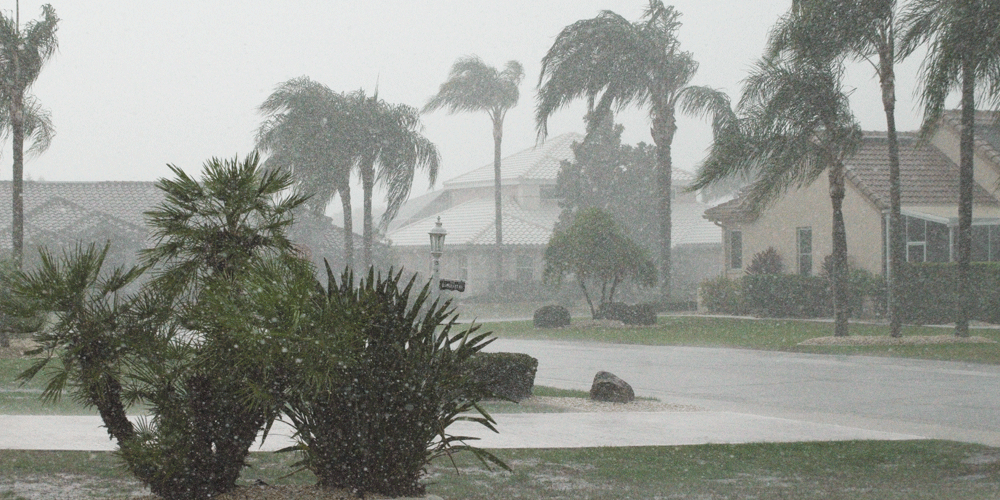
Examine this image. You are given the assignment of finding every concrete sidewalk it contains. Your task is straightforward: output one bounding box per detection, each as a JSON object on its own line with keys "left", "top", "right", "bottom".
{"left": 0, "top": 411, "right": 924, "bottom": 452}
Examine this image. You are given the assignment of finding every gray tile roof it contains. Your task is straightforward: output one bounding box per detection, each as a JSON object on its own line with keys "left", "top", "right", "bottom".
{"left": 387, "top": 197, "right": 561, "bottom": 247}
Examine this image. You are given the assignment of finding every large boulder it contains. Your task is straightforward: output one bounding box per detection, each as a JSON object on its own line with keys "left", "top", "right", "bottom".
{"left": 589, "top": 371, "right": 635, "bottom": 403}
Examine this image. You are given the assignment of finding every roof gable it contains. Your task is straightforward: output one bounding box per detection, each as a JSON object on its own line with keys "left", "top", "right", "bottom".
{"left": 443, "top": 133, "right": 582, "bottom": 188}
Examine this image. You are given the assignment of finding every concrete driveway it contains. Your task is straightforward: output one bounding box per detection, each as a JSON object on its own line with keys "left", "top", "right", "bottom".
{"left": 486, "top": 339, "right": 1000, "bottom": 447}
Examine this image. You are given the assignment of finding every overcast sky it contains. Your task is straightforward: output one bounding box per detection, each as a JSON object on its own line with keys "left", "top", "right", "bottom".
{"left": 11, "top": 1, "right": 931, "bottom": 209}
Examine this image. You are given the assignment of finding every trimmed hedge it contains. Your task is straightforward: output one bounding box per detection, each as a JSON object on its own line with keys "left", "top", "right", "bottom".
{"left": 898, "top": 262, "right": 1000, "bottom": 325}
{"left": 467, "top": 352, "right": 538, "bottom": 402}
{"left": 700, "top": 270, "right": 886, "bottom": 319}
{"left": 596, "top": 302, "right": 658, "bottom": 325}
{"left": 533, "top": 305, "right": 571, "bottom": 328}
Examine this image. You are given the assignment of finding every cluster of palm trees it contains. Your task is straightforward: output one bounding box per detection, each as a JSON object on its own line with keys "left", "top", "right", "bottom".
{"left": 692, "top": 0, "right": 1000, "bottom": 337}
{"left": 256, "top": 78, "right": 439, "bottom": 271}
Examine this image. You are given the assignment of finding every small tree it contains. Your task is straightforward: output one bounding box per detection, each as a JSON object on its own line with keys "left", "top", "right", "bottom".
{"left": 544, "top": 207, "right": 656, "bottom": 319}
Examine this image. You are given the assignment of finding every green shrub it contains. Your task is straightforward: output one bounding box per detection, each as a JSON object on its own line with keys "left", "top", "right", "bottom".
{"left": 281, "top": 267, "right": 505, "bottom": 497}
{"left": 743, "top": 274, "right": 831, "bottom": 318}
{"left": 898, "top": 262, "right": 1000, "bottom": 325}
{"left": 622, "top": 302, "right": 658, "bottom": 325}
{"left": 699, "top": 275, "right": 745, "bottom": 314}
{"left": 596, "top": 301, "right": 629, "bottom": 321}
{"left": 746, "top": 247, "right": 783, "bottom": 275}
{"left": 467, "top": 352, "right": 538, "bottom": 402}
{"left": 533, "top": 304, "right": 571, "bottom": 328}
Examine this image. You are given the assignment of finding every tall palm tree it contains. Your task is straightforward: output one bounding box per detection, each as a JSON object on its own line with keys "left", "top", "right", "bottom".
{"left": 900, "top": 0, "right": 1000, "bottom": 337}
{"left": 355, "top": 90, "right": 439, "bottom": 271}
{"left": 425, "top": 56, "right": 523, "bottom": 287}
{"left": 692, "top": 52, "right": 863, "bottom": 336}
{"left": 257, "top": 77, "right": 357, "bottom": 268}
{"left": 536, "top": 1, "right": 731, "bottom": 302}
{"left": 770, "top": 0, "right": 907, "bottom": 337}
{"left": 0, "top": 3, "right": 58, "bottom": 268}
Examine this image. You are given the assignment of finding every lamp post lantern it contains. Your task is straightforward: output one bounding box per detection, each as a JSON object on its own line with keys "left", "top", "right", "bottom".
{"left": 429, "top": 216, "right": 447, "bottom": 291}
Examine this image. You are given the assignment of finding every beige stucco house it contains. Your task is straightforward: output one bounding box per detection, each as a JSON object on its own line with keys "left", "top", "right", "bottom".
{"left": 705, "top": 122, "right": 1000, "bottom": 279}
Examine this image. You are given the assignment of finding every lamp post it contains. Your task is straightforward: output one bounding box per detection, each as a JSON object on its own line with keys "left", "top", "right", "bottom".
{"left": 429, "top": 216, "right": 447, "bottom": 291}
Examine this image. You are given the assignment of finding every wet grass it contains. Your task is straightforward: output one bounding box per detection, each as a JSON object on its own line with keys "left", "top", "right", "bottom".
{"left": 2, "top": 440, "right": 999, "bottom": 499}
{"left": 486, "top": 316, "right": 1000, "bottom": 364}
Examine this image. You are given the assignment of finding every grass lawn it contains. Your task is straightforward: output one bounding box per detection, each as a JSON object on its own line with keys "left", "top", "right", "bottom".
{"left": 484, "top": 315, "right": 1000, "bottom": 364}
{"left": 1, "top": 440, "right": 999, "bottom": 499}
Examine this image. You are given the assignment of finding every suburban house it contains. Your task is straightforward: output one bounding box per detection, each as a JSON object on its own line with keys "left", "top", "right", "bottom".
{"left": 704, "top": 121, "right": 1000, "bottom": 280}
{"left": 386, "top": 132, "right": 722, "bottom": 299}
{"left": 0, "top": 180, "right": 355, "bottom": 272}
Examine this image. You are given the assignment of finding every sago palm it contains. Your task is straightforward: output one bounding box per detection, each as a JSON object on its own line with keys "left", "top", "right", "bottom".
{"left": 536, "top": 1, "right": 731, "bottom": 302}
{"left": 425, "top": 56, "right": 523, "bottom": 286}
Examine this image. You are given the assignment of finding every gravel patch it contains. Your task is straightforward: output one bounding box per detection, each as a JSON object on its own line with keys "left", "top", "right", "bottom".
{"left": 128, "top": 485, "right": 442, "bottom": 500}
{"left": 798, "top": 335, "right": 997, "bottom": 346}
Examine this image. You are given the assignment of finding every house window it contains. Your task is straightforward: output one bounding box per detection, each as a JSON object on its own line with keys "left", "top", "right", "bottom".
{"left": 458, "top": 255, "right": 469, "bottom": 281}
{"left": 728, "top": 230, "right": 742, "bottom": 270}
{"left": 797, "top": 227, "right": 812, "bottom": 276}
{"left": 516, "top": 254, "right": 533, "bottom": 282}
{"left": 972, "top": 224, "right": 1000, "bottom": 262}
{"left": 906, "top": 216, "right": 927, "bottom": 263}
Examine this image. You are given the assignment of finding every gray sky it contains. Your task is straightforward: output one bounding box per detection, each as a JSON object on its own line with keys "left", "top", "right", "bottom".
{"left": 12, "top": 1, "right": 931, "bottom": 207}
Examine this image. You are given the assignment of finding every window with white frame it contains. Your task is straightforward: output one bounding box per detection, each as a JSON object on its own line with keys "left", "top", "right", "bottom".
{"left": 797, "top": 227, "right": 812, "bottom": 276}
{"left": 728, "top": 230, "right": 743, "bottom": 270}
{"left": 516, "top": 254, "right": 533, "bottom": 282}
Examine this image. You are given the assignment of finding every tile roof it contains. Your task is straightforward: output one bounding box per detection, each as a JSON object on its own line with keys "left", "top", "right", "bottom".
{"left": 443, "top": 133, "right": 582, "bottom": 188}
{"left": 705, "top": 132, "right": 1000, "bottom": 224}
{"left": 940, "top": 110, "right": 1000, "bottom": 167}
{"left": 0, "top": 181, "right": 164, "bottom": 230}
{"left": 846, "top": 132, "right": 998, "bottom": 210}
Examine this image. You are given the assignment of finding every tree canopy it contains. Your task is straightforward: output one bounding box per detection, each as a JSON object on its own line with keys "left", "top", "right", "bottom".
{"left": 544, "top": 207, "right": 656, "bottom": 318}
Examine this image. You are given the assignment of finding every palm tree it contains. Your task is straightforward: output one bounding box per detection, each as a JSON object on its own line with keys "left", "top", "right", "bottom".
{"left": 692, "top": 52, "right": 863, "bottom": 336}
{"left": 770, "top": 0, "right": 907, "bottom": 337}
{"left": 900, "top": 0, "right": 1000, "bottom": 337}
{"left": 0, "top": 3, "right": 58, "bottom": 268}
{"left": 257, "top": 77, "right": 357, "bottom": 268}
{"left": 355, "top": 90, "right": 439, "bottom": 270}
{"left": 536, "top": 1, "right": 731, "bottom": 302}
{"left": 425, "top": 56, "right": 523, "bottom": 287}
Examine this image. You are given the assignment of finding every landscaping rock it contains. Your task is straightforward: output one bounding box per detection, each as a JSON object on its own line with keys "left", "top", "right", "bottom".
{"left": 589, "top": 371, "right": 634, "bottom": 403}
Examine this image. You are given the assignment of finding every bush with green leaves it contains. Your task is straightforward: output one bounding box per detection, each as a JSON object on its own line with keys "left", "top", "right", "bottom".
{"left": 544, "top": 207, "right": 656, "bottom": 319}
{"left": 898, "top": 262, "right": 1000, "bottom": 325}
{"left": 745, "top": 247, "right": 783, "bottom": 275}
{"left": 466, "top": 352, "right": 538, "bottom": 402}
{"left": 533, "top": 304, "right": 571, "bottom": 328}
{"left": 699, "top": 275, "right": 746, "bottom": 315}
{"left": 279, "top": 266, "right": 505, "bottom": 497}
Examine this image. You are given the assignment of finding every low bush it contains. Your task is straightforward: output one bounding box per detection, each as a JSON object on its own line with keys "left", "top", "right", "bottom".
{"left": 533, "top": 304, "right": 571, "bottom": 328}
{"left": 743, "top": 274, "right": 831, "bottom": 318}
{"left": 596, "top": 301, "right": 629, "bottom": 321}
{"left": 898, "top": 262, "right": 1000, "bottom": 325}
{"left": 467, "top": 352, "right": 538, "bottom": 402}
{"left": 746, "top": 247, "right": 783, "bottom": 275}
{"left": 699, "top": 275, "right": 745, "bottom": 315}
{"left": 622, "top": 303, "right": 658, "bottom": 325}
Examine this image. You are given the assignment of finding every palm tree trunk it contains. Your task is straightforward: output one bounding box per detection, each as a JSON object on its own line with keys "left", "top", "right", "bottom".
{"left": 493, "top": 118, "right": 504, "bottom": 287}
{"left": 955, "top": 59, "right": 975, "bottom": 338}
{"left": 829, "top": 161, "right": 850, "bottom": 337}
{"left": 361, "top": 159, "right": 375, "bottom": 273}
{"left": 651, "top": 109, "right": 676, "bottom": 303}
{"left": 338, "top": 178, "right": 354, "bottom": 271}
{"left": 880, "top": 44, "right": 904, "bottom": 338}
{"left": 11, "top": 88, "right": 24, "bottom": 269}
